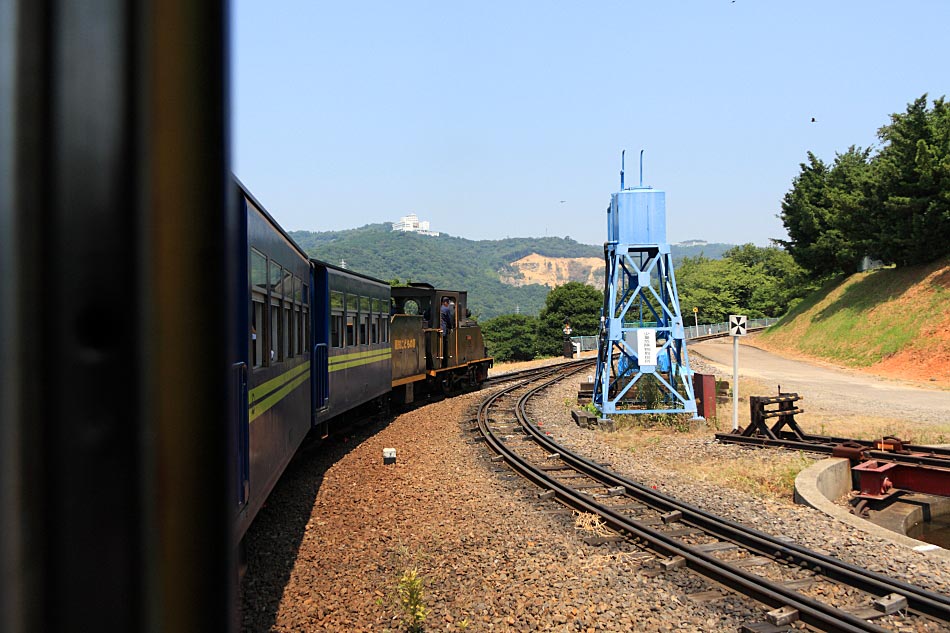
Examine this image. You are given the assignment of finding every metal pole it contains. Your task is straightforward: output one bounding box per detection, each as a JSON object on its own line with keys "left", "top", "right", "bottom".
{"left": 732, "top": 336, "right": 740, "bottom": 431}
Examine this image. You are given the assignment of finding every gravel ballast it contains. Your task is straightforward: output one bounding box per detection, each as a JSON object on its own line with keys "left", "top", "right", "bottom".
{"left": 241, "top": 363, "right": 950, "bottom": 632}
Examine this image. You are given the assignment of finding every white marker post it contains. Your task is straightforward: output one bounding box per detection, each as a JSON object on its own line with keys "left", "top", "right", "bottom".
{"left": 729, "top": 315, "right": 747, "bottom": 431}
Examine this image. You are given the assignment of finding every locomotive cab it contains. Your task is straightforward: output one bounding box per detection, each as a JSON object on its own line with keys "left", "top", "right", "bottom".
{"left": 391, "top": 284, "right": 492, "bottom": 397}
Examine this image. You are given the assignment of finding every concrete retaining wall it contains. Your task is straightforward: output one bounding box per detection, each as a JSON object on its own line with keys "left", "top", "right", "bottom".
{"left": 794, "top": 458, "right": 949, "bottom": 559}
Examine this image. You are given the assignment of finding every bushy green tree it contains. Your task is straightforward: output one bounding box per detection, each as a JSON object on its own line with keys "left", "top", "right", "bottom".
{"left": 779, "top": 94, "right": 950, "bottom": 277}
{"left": 870, "top": 95, "right": 950, "bottom": 266}
{"left": 481, "top": 314, "right": 538, "bottom": 362}
{"left": 778, "top": 148, "right": 871, "bottom": 278}
{"left": 536, "top": 282, "right": 602, "bottom": 356}
{"left": 676, "top": 245, "right": 812, "bottom": 323}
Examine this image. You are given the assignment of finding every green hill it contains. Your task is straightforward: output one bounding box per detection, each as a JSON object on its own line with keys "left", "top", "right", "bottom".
{"left": 755, "top": 258, "right": 950, "bottom": 384}
{"left": 290, "top": 224, "right": 733, "bottom": 319}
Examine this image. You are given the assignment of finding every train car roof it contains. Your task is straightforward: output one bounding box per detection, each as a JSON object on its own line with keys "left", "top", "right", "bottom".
{"left": 234, "top": 175, "right": 309, "bottom": 260}
{"left": 311, "top": 258, "right": 389, "bottom": 286}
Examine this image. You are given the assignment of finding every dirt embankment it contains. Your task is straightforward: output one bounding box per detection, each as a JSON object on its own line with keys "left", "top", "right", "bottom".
{"left": 754, "top": 259, "right": 950, "bottom": 386}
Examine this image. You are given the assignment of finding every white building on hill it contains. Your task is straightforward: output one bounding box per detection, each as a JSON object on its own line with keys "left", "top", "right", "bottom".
{"left": 392, "top": 213, "right": 439, "bottom": 236}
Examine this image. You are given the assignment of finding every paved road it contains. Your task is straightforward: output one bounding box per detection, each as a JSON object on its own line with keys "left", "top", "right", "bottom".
{"left": 689, "top": 337, "right": 950, "bottom": 425}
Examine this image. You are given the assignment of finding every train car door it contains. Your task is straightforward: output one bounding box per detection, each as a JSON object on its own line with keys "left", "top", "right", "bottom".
{"left": 311, "top": 263, "right": 330, "bottom": 432}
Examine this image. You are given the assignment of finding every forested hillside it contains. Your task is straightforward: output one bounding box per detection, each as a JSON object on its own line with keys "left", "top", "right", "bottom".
{"left": 290, "top": 224, "right": 733, "bottom": 319}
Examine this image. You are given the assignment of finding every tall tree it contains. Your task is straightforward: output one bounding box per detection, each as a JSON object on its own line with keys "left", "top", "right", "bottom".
{"left": 871, "top": 95, "right": 950, "bottom": 266}
{"left": 778, "top": 150, "right": 870, "bottom": 278}
{"left": 536, "top": 282, "right": 602, "bottom": 356}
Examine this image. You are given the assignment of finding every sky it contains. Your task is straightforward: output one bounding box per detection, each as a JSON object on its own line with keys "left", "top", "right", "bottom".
{"left": 232, "top": 1, "right": 949, "bottom": 247}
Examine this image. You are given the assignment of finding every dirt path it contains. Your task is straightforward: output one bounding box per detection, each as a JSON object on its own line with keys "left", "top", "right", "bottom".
{"left": 690, "top": 335, "right": 950, "bottom": 426}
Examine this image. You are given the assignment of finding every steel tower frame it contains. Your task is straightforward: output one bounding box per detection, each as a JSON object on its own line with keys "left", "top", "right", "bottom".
{"left": 593, "top": 156, "right": 697, "bottom": 417}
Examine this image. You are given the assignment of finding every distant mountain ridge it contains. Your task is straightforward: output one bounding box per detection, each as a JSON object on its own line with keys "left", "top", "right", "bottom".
{"left": 289, "top": 223, "right": 734, "bottom": 319}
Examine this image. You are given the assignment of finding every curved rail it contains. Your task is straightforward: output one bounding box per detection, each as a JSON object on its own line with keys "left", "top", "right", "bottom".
{"left": 476, "top": 369, "right": 950, "bottom": 632}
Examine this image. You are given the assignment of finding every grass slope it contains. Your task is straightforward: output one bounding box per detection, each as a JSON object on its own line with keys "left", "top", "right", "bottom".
{"left": 757, "top": 258, "right": 950, "bottom": 383}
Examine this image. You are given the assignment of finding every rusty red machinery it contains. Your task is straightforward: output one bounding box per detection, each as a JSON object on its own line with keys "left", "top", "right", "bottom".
{"left": 715, "top": 392, "right": 950, "bottom": 500}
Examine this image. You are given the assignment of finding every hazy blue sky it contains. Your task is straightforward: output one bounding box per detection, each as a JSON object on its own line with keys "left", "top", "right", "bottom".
{"left": 232, "top": 1, "right": 948, "bottom": 247}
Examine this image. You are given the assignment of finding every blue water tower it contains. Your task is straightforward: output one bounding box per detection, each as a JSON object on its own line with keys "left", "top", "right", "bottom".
{"left": 594, "top": 152, "right": 697, "bottom": 417}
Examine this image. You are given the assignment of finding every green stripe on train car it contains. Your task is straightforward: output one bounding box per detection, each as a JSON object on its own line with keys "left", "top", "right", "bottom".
{"left": 248, "top": 371, "right": 310, "bottom": 423}
{"left": 329, "top": 349, "right": 392, "bottom": 372}
{"left": 248, "top": 361, "right": 311, "bottom": 403}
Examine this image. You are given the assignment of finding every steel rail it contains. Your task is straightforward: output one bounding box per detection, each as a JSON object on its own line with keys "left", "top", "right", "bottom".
{"left": 478, "top": 381, "right": 885, "bottom": 632}
{"left": 477, "top": 371, "right": 950, "bottom": 631}
{"left": 716, "top": 432, "right": 950, "bottom": 469}
{"left": 484, "top": 357, "right": 595, "bottom": 388}
{"left": 515, "top": 389, "right": 950, "bottom": 624}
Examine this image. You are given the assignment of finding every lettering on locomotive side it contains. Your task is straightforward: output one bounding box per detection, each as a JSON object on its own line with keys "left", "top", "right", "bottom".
{"left": 393, "top": 338, "right": 417, "bottom": 350}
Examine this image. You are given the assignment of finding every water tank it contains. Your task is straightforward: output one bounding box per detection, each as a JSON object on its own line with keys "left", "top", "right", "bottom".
{"left": 608, "top": 188, "right": 667, "bottom": 244}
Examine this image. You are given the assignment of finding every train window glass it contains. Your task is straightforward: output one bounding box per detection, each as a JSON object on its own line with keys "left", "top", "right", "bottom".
{"left": 251, "top": 249, "right": 267, "bottom": 292}
{"left": 303, "top": 304, "right": 309, "bottom": 351}
{"left": 269, "top": 261, "right": 282, "bottom": 296}
{"left": 270, "top": 303, "right": 280, "bottom": 363}
{"left": 346, "top": 315, "right": 354, "bottom": 346}
{"left": 403, "top": 299, "right": 419, "bottom": 315}
{"left": 383, "top": 317, "right": 389, "bottom": 343}
{"left": 291, "top": 303, "right": 298, "bottom": 356}
{"left": 359, "top": 314, "right": 368, "bottom": 346}
{"left": 302, "top": 283, "right": 309, "bottom": 305}
{"left": 251, "top": 299, "right": 264, "bottom": 369}
{"left": 331, "top": 291, "right": 344, "bottom": 348}
{"left": 283, "top": 304, "right": 291, "bottom": 359}
{"left": 360, "top": 295, "right": 371, "bottom": 314}
{"left": 292, "top": 277, "right": 301, "bottom": 355}
{"left": 331, "top": 314, "right": 342, "bottom": 348}
{"left": 371, "top": 318, "right": 378, "bottom": 344}
{"left": 281, "top": 268, "right": 293, "bottom": 299}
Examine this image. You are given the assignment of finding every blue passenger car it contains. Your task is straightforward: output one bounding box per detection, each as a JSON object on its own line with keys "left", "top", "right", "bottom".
{"left": 311, "top": 261, "right": 392, "bottom": 437}
{"left": 229, "top": 179, "right": 491, "bottom": 543}
{"left": 235, "top": 182, "right": 313, "bottom": 540}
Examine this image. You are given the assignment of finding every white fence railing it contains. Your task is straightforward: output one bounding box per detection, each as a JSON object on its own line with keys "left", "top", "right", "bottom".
{"left": 570, "top": 317, "right": 781, "bottom": 352}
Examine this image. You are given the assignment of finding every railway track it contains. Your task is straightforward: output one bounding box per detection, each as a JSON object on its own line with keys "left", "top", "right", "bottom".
{"left": 475, "top": 368, "right": 950, "bottom": 632}
{"left": 716, "top": 431, "right": 950, "bottom": 470}
{"left": 483, "top": 357, "right": 596, "bottom": 388}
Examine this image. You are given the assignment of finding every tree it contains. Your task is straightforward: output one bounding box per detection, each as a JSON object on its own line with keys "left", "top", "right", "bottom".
{"left": 779, "top": 95, "right": 950, "bottom": 275}
{"left": 676, "top": 246, "right": 812, "bottom": 323}
{"left": 481, "top": 314, "right": 538, "bottom": 362}
{"left": 778, "top": 149, "right": 870, "bottom": 278}
{"left": 536, "top": 282, "right": 603, "bottom": 356}
{"left": 870, "top": 95, "right": 950, "bottom": 266}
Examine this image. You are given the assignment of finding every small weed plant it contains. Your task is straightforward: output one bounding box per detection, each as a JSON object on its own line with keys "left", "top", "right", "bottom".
{"left": 397, "top": 568, "right": 427, "bottom": 633}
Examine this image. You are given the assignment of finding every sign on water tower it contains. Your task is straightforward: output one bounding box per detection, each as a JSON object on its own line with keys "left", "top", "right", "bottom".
{"left": 636, "top": 329, "right": 656, "bottom": 370}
